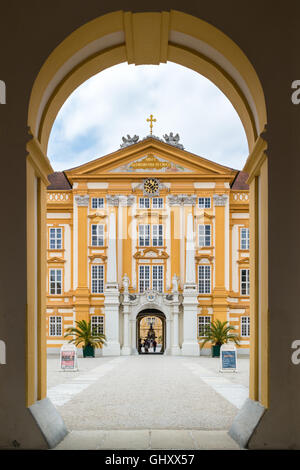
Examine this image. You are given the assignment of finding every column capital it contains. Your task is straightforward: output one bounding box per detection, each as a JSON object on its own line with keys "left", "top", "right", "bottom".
{"left": 168, "top": 194, "right": 196, "bottom": 206}
{"left": 119, "top": 195, "right": 136, "bottom": 207}
{"left": 75, "top": 195, "right": 89, "bottom": 206}
{"left": 213, "top": 194, "right": 228, "bottom": 206}
{"left": 106, "top": 194, "right": 119, "bottom": 206}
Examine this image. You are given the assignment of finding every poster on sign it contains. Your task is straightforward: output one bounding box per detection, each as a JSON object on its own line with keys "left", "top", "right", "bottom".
{"left": 60, "top": 344, "right": 78, "bottom": 371}
{"left": 220, "top": 343, "right": 237, "bottom": 373}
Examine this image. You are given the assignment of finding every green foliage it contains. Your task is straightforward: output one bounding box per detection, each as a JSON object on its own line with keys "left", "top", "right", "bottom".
{"left": 64, "top": 319, "right": 107, "bottom": 349}
{"left": 199, "top": 319, "right": 240, "bottom": 349}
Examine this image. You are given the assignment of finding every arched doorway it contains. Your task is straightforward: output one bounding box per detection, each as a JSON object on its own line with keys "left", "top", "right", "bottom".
{"left": 24, "top": 9, "right": 268, "bottom": 449}
{"left": 137, "top": 309, "right": 166, "bottom": 355}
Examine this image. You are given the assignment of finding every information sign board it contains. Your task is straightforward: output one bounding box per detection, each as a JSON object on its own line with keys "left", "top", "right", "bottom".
{"left": 60, "top": 344, "right": 78, "bottom": 371}
{"left": 220, "top": 343, "right": 237, "bottom": 372}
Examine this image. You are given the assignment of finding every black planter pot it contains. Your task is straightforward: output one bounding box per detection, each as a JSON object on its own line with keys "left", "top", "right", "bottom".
{"left": 212, "top": 344, "right": 221, "bottom": 357}
{"left": 83, "top": 344, "right": 95, "bottom": 357}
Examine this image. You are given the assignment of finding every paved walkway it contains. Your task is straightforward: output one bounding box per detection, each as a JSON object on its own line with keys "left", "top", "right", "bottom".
{"left": 47, "top": 355, "right": 249, "bottom": 450}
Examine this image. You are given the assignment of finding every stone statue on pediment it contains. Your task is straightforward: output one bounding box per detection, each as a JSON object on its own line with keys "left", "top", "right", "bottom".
{"left": 120, "top": 134, "right": 139, "bottom": 148}
{"left": 163, "top": 132, "right": 184, "bottom": 149}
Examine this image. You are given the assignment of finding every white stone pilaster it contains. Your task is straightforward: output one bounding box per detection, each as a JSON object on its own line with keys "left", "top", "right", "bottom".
{"left": 103, "top": 211, "right": 120, "bottom": 356}
{"left": 171, "top": 294, "right": 181, "bottom": 355}
{"left": 182, "top": 212, "right": 199, "bottom": 356}
{"left": 121, "top": 308, "right": 131, "bottom": 355}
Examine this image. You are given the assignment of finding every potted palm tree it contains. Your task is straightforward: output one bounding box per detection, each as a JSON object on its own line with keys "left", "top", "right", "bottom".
{"left": 64, "top": 319, "right": 106, "bottom": 357}
{"left": 199, "top": 319, "right": 240, "bottom": 357}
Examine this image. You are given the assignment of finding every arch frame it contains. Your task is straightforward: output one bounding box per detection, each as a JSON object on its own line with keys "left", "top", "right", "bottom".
{"left": 28, "top": 9, "right": 267, "bottom": 154}
{"left": 25, "top": 9, "right": 269, "bottom": 449}
{"left": 136, "top": 308, "right": 166, "bottom": 354}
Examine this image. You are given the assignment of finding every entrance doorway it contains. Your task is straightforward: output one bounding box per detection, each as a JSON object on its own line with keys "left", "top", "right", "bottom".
{"left": 137, "top": 309, "right": 166, "bottom": 355}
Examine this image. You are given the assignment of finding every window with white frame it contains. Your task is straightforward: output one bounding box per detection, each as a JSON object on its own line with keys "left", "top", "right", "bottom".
{"left": 198, "top": 316, "right": 211, "bottom": 337}
{"left": 139, "top": 265, "right": 150, "bottom": 293}
{"left": 198, "top": 265, "right": 211, "bottom": 294}
{"left": 91, "top": 224, "right": 104, "bottom": 246}
{"left": 146, "top": 317, "right": 156, "bottom": 325}
{"left": 240, "top": 269, "right": 250, "bottom": 295}
{"left": 91, "top": 265, "right": 104, "bottom": 294}
{"left": 240, "top": 227, "right": 249, "bottom": 250}
{"left": 139, "top": 224, "right": 150, "bottom": 247}
{"left": 198, "top": 224, "right": 211, "bottom": 247}
{"left": 91, "top": 197, "right": 104, "bottom": 209}
{"left": 152, "top": 265, "right": 164, "bottom": 292}
{"left": 49, "top": 227, "right": 62, "bottom": 249}
{"left": 198, "top": 197, "right": 211, "bottom": 208}
{"left": 241, "top": 316, "right": 250, "bottom": 337}
{"left": 91, "top": 315, "right": 104, "bottom": 335}
{"left": 152, "top": 224, "right": 163, "bottom": 247}
{"left": 139, "top": 197, "right": 150, "bottom": 209}
{"left": 152, "top": 197, "right": 164, "bottom": 209}
{"left": 49, "top": 269, "right": 62, "bottom": 295}
{"left": 49, "top": 316, "right": 62, "bottom": 336}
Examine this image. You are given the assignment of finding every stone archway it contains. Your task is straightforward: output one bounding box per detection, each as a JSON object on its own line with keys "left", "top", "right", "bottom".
{"left": 24, "top": 9, "right": 268, "bottom": 449}
{"left": 136, "top": 309, "right": 166, "bottom": 355}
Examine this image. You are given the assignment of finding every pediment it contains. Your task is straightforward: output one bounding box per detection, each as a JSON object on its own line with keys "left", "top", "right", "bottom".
{"left": 47, "top": 257, "right": 66, "bottom": 263}
{"left": 65, "top": 138, "right": 237, "bottom": 182}
{"left": 134, "top": 247, "right": 169, "bottom": 259}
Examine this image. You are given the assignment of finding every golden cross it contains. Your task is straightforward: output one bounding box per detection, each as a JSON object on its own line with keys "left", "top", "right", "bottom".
{"left": 147, "top": 114, "right": 156, "bottom": 135}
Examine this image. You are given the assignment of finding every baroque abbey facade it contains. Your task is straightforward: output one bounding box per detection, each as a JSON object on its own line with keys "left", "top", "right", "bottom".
{"left": 46, "top": 133, "right": 250, "bottom": 356}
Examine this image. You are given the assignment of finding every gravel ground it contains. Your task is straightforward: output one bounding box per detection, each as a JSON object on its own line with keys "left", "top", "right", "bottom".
{"left": 47, "top": 355, "right": 249, "bottom": 431}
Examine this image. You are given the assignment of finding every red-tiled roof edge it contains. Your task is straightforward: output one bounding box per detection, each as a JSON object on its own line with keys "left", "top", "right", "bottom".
{"left": 231, "top": 171, "right": 249, "bottom": 190}
{"left": 47, "top": 171, "right": 72, "bottom": 190}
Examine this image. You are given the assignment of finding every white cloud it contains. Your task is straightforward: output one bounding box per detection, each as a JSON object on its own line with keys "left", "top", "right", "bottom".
{"left": 48, "top": 62, "right": 248, "bottom": 171}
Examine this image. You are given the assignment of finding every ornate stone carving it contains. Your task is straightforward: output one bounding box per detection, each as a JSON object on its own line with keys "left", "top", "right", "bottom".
{"left": 168, "top": 194, "right": 197, "bottom": 206}
{"left": 106, "top": 195, "right": 120, "bottom": 207}
{"left": 213, "top": 194, "right": 228, "bottom": 206}
{"left": 119, "top": 195, "right": 135, "bottom": 207}
{"left": 120, "top": 134, "right": 139, "bottom": 148}
{"left": 134, "top": 247, "right": 169, "bottom": 259}
{"left": 165, "top": 294, "right": 174, "bottom": 301}
{"left": 163, "top": 132, "right": 184, "bottom": 149}
{"left": 75, "top": 195, "right": 89, "bottom": 206}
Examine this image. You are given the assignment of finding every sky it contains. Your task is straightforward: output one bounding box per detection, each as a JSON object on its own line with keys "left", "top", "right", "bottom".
{"left": 47, "top": 62, "right": 249, "bottom": 172}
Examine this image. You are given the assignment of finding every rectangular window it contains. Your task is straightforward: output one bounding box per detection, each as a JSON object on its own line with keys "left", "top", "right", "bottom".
{"left": 198, "top": 224, "right": 211, "bottom": 247}
{"left": 92, "top": 197, "right": 104, "bottom": 209}
{"left": 240, "top": 227, "right": 250, "bottom": 250}
{"left": 91, "top": 265, "right": 104, "bottom": 294}
{"left": 147, "top": 317, "right": 156, "bottom": 325}
{"left": 49, "top": 269, "right": 62, "bottom": 295}
{"left": 91, "top": 315, "right": 104, "bottom": 335}
{"left": 152, "top": 265, "right": 164, "bottom": 292}
{"left": 241, "top": 269, "right": 250, "bottom": 295}
{"left": 49, "top": 227, "right": 62, "bottom": 250}
{"left": 139, "top": 224, "right": 150, "bottom": 247}
{"left": 49, "top": 316, "right": 62, "bottom": 336}
{"left": 152, "top": 197, "right": 164, "bottom": 209}
{"left": 139, "top": 198, "right": 150, "bottom": 209}
{"left": 198, "top": 316, "right": 211, "bottom": 337}
{"left": 198, "top": 265, "right": 211, "bottom": 294}
{"left": 91, "top": 224, "right": 104, "bottom": 246}
{"left": 152, "top": 224, "right": 163, "bottom": 247}
{"left": 198, "top": 197, "right": 211, "bottom": 208}
{"left": 139, "top": 265, "right": 150, "bottom": 293}
{"left": 241, "top": 316, "right": 250, "bottom": 337}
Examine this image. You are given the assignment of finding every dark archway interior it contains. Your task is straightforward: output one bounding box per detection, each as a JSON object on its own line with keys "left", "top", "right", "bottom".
{"left": 136, "top": 309, "right": 166, "bottom": 355}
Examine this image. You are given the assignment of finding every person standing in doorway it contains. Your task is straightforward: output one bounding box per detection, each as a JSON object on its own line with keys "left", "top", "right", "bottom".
{"left": 153, "top": 339, "right": 157, "bottom": 353}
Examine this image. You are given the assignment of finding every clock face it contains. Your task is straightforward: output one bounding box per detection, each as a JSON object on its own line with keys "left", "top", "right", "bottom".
{"left": 144, "top": 178, "right": 159, "bottom": 195}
